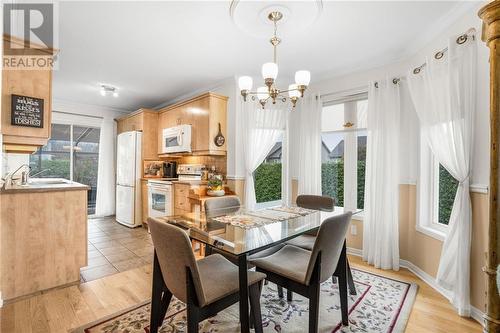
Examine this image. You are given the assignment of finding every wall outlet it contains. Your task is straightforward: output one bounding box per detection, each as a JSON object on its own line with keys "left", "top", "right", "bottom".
{"left": 351, "top": 225, "right": 357, "bottom": 236}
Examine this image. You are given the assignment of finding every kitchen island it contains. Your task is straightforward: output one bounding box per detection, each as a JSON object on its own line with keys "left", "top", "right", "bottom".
{"left": 0, "top": 179, "right": 89, "bottom": 303}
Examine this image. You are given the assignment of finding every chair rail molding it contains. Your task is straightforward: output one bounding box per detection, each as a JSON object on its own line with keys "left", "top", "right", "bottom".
{"left": 479, "top": 2, "right": 500, "bottom": 332}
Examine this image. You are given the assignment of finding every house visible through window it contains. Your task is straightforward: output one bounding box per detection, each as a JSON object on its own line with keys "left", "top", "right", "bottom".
{"left": 29, "top": 123, "right": 100, "bottom": 215}
{"left": 321, "top": 97, "right": 367, "bottom": 210}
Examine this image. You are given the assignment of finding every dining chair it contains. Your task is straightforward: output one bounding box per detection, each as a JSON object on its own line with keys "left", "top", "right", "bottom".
{"left": 284, "top": 194, "right": 357, "bottom": 297}
{"left": 250, "top": 212, "right": 352, "bottom": 332}
{"left": 204, "top": 196, "right": 285, "bottom": 259}
{"left": 148, "top": 218, "right": 266, "bottom": 333}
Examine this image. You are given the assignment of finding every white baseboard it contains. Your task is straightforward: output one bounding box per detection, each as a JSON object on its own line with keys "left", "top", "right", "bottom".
{"left": 471, "top": 306, "right": 485, "bottom": 326}
{"left": 346, "top": 247, "right": 485, "bottom": 325}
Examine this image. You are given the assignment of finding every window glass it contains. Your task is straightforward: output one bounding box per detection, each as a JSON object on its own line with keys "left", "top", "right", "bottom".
{"left": 73, "top": 126, "right": 100, "bottom": 215}
{"left": 321, "top": 132, "right": 344, "bottom": 206}
{"left": 438, "top": 164, "right": 458, "bottom": 225}
{"left": 254, "top": 139, "right": 282, "bottom": 204}
{"left": 357, "top": 130, "right": 367, "bottom": 209}
{"left": 321, "top": 99, "right": 368, "bottom": 209}
{"left": 29, "top": 123, "right": 71, "bottom": 179}
{"left": 29, "top": 124, "right": 101, "bottom": 215}
{"left": 322, "top": 103, "right": 345, "bottom": 132}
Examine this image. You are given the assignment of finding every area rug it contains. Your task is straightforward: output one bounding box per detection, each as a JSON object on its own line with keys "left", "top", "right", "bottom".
{"left": 71, "top": 269, "right": 417, "bottom": 333}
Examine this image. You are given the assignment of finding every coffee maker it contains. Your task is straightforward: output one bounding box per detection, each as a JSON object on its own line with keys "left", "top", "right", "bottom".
{"left": 162, "top": 161, "right": 178, "bottom": 179}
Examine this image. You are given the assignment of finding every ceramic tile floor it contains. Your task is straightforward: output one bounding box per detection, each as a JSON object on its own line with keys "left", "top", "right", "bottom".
{"left": 81, "top": 217, "right": 153, "bottom": 282}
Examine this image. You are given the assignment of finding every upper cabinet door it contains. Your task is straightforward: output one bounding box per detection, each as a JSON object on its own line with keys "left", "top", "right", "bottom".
{"left": 157, "top": 93, "right": 227, "bottom": 156}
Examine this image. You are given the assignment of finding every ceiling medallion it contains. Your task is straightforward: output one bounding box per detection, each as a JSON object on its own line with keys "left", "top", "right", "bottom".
{"left": 238, "top": 11, "right": 310, "bottom": 109}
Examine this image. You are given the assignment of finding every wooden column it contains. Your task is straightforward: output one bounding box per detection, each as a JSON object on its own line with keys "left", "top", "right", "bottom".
{"left": 479, "top": 2, "right": 500, "bottom": 332}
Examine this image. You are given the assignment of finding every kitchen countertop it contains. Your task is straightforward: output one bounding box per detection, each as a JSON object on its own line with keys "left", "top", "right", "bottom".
{"left": 0, "top": 178, "right": 90, "bottom": 194}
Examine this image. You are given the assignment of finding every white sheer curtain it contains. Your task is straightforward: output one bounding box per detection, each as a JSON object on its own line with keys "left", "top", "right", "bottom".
{"left": 363, "top": 79, "right": 401, "bottom": 270}
{"left": 242, "top": 100, "right": 287, "bottom": 211}
{"left": 95, "top": 118, "right": 117, "bottom": 217}
{"left": 297, "top": 93, "right": 322, "bottom": 196}
{"left": 407, "top": 37, "right": 476, "bottom": 316}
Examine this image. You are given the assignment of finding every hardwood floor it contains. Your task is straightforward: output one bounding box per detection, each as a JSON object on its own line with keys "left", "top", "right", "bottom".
{"left": 0, "top": 255, "right": 482, "bottom": 333}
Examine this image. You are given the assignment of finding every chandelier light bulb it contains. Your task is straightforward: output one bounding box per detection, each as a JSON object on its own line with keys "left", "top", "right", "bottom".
{"left": 113, "top": 91, "right": 119, "bottom": 98}
{"left": 238, "top": 76, "right": 253, "bottom": 91}
{"left": 100, "top": 88, "right": 106, "bottom": 96}
{"left": 262, "top": 62, "right": 278, "bottom": 80}
{"left": 288, "top": 84, "right": 300, "bottom": 98}
{"left": 295, "top": 70, "right": 311, "bottom": 86}
{"left": 257, "top": 86, "right": 269, "bottom": 101}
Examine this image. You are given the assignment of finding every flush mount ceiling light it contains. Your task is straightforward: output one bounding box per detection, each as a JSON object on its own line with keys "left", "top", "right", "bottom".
{"left": 238, "top": 11, "right": 310, "bottom": 109}
{"left": 100, "top": 84, "right": 118, "bottom": 98}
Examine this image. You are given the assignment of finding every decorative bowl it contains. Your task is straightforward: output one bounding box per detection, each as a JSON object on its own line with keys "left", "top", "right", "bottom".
{"left": 207, "top": 189, "right": 225, "bottom": 197}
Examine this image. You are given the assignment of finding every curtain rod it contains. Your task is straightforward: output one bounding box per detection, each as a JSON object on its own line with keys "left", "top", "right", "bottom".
{"left": 412, "top": 27, "right": 476, "bottom": 74}
{"left": 53, "top": 110, "right": 104, "bottom": 120}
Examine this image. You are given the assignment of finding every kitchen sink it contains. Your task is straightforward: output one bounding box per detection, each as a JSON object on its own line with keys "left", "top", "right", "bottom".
{"left": 28, "top": 178, "right": 69, "bottom": 185}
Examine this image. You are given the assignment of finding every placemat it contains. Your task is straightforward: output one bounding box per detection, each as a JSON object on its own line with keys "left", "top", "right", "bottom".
{"left": 271, "top": 205, "right": 317, "bottom": 216}
{"left": 212, "top": 214, "right": 276, "bottom": 229}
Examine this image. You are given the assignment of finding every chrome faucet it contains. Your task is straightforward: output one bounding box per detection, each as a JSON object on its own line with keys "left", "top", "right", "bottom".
{"left": 29, "top": 168, "right": 50, "bottom": 178}
{"left": 2, "top": 164, "right": 29, "bottom": 188}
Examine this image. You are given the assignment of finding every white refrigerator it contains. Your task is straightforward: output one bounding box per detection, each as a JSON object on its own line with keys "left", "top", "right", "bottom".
{"left": 116, "top": 131, "right": 142, "bottom": 228}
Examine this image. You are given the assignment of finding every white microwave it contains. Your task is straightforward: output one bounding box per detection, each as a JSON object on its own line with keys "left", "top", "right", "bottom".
{"left": 162, "top": 124, "right": 192, "bottom": 153}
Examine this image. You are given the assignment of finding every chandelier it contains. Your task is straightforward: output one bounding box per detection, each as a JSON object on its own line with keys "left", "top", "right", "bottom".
{"left": 238, "top": 11, "right": 311, "bottom": 109}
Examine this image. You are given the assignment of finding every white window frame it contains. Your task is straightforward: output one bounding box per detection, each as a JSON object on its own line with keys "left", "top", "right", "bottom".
{"left": 417, "top": 135, "right": 447, "bottom": 241}
{"left": 321, "top": 96, "right": 367, "bottom": 214}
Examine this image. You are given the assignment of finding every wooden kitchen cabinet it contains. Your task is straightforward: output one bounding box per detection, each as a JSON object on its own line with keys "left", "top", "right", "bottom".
{"left": 158, "top": 92, "right": 228, "bottom": 156}
{"left": 116, "top": 108, "right": 158, "bottom": 161}
{"left": 1, "top": 36, "right": 57, "bottom": 153}
{"left": 174, "top": 183, "right": 191, "bottom": 214}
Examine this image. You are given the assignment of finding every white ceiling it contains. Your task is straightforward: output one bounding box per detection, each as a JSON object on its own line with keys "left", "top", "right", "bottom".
{"left": 53, "top": 1, "right": 473, "bottom": 112}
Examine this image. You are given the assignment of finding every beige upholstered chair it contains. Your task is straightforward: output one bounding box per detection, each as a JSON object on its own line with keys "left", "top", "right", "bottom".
{"left": 148, "top": 218, "right": 266, "bottom": 333}
{"left": 250, "top": 212, "right": 353, "bottom": 332}
{"left": 204, "top": 195, "right": 241, "bottom": 217}
{"left": 284, "top": 194, "right": 357, "bottom": 298}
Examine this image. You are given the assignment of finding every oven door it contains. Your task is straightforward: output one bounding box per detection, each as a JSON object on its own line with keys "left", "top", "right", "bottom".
{"left": 148, "top": 184, "right": 173, "bottom": 217}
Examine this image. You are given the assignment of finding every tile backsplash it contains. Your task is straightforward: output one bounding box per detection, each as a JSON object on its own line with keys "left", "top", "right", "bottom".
{"left": 162, "top": 155, "right": 227, "bottom": 177}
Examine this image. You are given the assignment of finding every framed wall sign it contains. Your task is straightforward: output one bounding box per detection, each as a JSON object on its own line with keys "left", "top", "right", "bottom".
{"left": 11, "top": 94, "right": 44, "bottom": 128}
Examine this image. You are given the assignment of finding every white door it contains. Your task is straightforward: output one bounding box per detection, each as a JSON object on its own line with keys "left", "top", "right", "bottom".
{"left": 116, "top": 184, "right": 135, "bottom": 226}
{"left": 117, "top": 132, "right": 137, "bottom": 186}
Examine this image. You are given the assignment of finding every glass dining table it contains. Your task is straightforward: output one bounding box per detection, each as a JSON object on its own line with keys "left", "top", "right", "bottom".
{"left": 149, "top": 205, "right": 361, "bottom": 333}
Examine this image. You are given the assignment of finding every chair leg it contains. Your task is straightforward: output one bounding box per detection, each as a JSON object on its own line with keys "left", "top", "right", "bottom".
{"left": 277, "top": 285, "right": 284, "bottom": 298}
{"left": 186, "top": 302, "right": 200, "bottom": 333}
{"left": 157, "top": 288, "right": 173, "bottom": 328}
{"left": 337, "top": 247, "right": 349, "bottom": 326}
{"left": 249, "top": 283, "right": 264, "bottom": 333}
{"left": 286, "top": 289, "right": 293, "bottom": 302}
{"left": 346, "top": 260, "right": 357, "bottom": 295}
{"left": 308, "top": 282, "right": 320, "bottom": 333}
{"left": 150, "top": 252, "right": 169, "bottom": 333}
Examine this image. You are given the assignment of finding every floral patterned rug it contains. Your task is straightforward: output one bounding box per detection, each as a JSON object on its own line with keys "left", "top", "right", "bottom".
{"left": 72, "top": 269, "right": 417, "bottom": 333}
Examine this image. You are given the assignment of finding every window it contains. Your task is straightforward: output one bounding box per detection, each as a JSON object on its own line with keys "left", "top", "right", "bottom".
{"left": 30, "top": 123, "right": 100, "bottom": 215}
{"left": 438, "top": 164, "right": 459, "bottom": 225}
{"left": 417, "top": 139, "right": 459, "bottom": 239}
{"left": 254, "top": 136, "right": 283, "bottom": 207}
{"left": 321, "top": 97, "right": 367, "bottom": 210}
